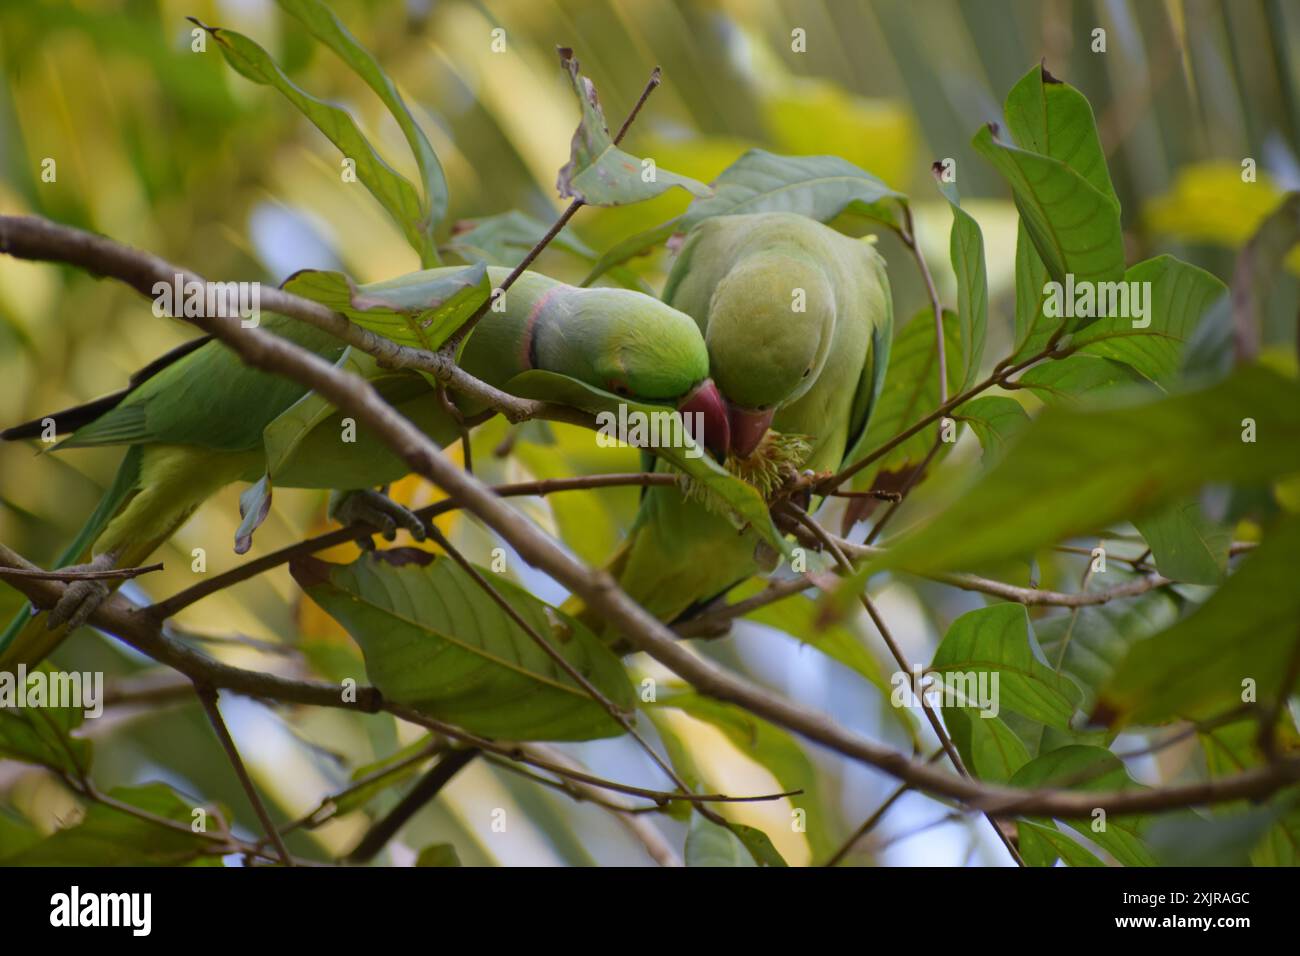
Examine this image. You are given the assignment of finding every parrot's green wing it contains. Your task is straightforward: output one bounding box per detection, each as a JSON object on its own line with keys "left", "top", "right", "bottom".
{"left": 840, "top": 271, "right": 894, "bottom": 470}
{"left": 60, "top": 315, "right": 345, "bottom": 453}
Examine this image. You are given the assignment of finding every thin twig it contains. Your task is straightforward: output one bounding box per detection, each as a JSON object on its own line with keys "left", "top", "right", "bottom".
{"left": 0, "top": 562, "right": 163, "bottom": 582}
{"left": 194, "top": 684, "right": 293, "bottom": 866}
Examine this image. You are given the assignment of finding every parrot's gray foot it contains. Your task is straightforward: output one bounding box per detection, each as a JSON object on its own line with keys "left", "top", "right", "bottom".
{"left": 46, "top": 553, "right": 116, "bottom": 631}
{"left": 330, "top": 488, "right": 427, "bottom": 548}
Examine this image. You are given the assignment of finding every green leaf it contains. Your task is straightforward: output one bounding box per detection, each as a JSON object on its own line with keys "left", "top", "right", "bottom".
{"left": 556, "top": 49, "right": 709, "bottom": 207}
{"left": 194, "top": 18, "right": 434, "bottom": 263}
{"left": 953, "top": 396, "right": 1030, "bottom": 464}
{"left": 580, "top": 150, "right": 909, "bottom": 286}
{"left": 651, "top": 689, "right": 831, "bottom": 858}
{"left": 972, "top": 124, "right": 1124, "bottom": 294}
{"left": 1146, "top": 806, "right": 1284, "bottom": 866}
{"left": 1010, "top": 222, "right": 1054, "bottom": 361}
{"left": 1035, "top": 589, "right": 1181, "bottom": 715}
{"left": 1071, "top": 256, "right": 1226, "bottom": 388}
{"left": 684, "top": 813, "right": 757, "bottom": 867}
{"left": 944, "top": 706, "right": 1031, "bottom": 783}
{"left": 931, "top": 604, "right": 1080, "bottom": 729}
{"left": 1096, "top": 513, "right": 1300, "bottom": 726}
{"left": 445, "top": 211, "right": 651, "bottom": 292}
{"left": 934, "top": 177, "right": 988, "bottom": 390}
{"left": 845, "top": 308, "right": 963, "bottom": 489}
{"left": 1009, "top": 745, "right": 1154, "bottom": 866}
{"left": 862, "top": 366, "right": 1300, "bottom": 579}
{"left": 727, "top": 822, "right": 788, "bottom": 867}
{"left": 682, "top": 149, "right": 907, "bottom": 230}
{"left": 1198, "top": 718, "right": 1300, "bottom": 865}
{"left": 1017, "top": 819, "right": 1105, "bottom": 867}
{"left": 579, "top": 220, "right": 679, "bottom": 287}
{"left": 503, "top": 369, "right": 790, "bottom": 557}
{"left": 1002, "top": 64, "right": 1118, "bottom": 205}
{"left": 0, "top": 666, "right": 92, "bottom": 775}
{"left": 262, "top": 345, "right": 383, "bottom": 479}
{"left": 415, "top": 842, "right": 462, "bottom": 866}
{"left": 1016, "top": 353, "right": 1148, "bottom": 404}
{"left": 283, "top": 265, "right": 489, "bottom": 352}
{"left": 6, "top": 783, "right": 221, "bottom": 866}
{"left": 1133, "top": 497, "right": 1231, "bottom": 585}
{"left": 291, "top": 550, "right": 635, "bottom": 741}
{"left": 276, "top": 0, "right": 447, "bottom": 254}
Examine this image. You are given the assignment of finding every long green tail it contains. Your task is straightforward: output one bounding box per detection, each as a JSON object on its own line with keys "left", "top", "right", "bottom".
{"left": 0, "top": 446, "right": 141, "bottom": 666}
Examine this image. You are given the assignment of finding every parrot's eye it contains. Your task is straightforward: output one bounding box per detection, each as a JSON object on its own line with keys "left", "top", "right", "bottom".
{"left": 802, "top": 367, "right": 812, "bottom": 378}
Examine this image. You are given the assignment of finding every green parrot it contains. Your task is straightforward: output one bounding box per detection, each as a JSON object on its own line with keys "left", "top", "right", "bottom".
{"left": 605, "top": 211, "right": 894, "bottom": 626}
{"left": 0, "top": 267, "right": 718, "bottom": 668}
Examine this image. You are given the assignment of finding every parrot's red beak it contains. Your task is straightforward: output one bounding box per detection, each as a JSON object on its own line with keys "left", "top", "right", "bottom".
{"left": 726, "top": 404, "right": 775, "bottom": 459}
{"left": 678, "top": 379, "right": 730, "bottom": 460}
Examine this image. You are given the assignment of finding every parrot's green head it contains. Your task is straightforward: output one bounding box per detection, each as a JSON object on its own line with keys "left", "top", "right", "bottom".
{"left": 703, "top": 251, "right": 837, "bottom": 457}
{"left": 565, "top": 288, "right": 712, "bottom": 401}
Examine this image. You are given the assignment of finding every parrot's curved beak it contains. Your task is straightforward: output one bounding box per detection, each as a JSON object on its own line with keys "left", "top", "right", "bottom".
{"left": 678, "top": 378, "right": 730, "bottom": 460}
{"left": 726, "top": 404, "right": 775, "bottom": 459}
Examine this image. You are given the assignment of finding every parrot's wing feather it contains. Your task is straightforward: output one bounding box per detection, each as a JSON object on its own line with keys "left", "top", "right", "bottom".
{"left": 840, "top": 292, "right": 893, "bottom": 471}
{"left": 59, "top": 316, "right": 344, "bottom": 452}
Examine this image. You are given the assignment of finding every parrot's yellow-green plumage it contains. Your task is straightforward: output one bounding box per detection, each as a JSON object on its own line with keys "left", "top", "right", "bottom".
{"left": 608, "top": 212, "right": 894, "bottom": 627}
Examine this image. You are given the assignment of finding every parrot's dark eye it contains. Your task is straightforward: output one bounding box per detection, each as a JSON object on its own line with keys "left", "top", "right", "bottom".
{"left": 802, "top": 367, "right": 812, "bottom": 378}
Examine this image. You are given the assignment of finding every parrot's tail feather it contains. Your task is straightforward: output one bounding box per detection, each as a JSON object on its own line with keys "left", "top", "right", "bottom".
{"left": 1, "top": 335, "right": 212, "bottom": 442}
{"left": 560, "top": 539, "right": 634, "bottom": 639}
{"left": 1, "top": 390, "right": 129, "bottom": 441}
{"left": 0, "top": 447, "right": 143, "bottom": 667}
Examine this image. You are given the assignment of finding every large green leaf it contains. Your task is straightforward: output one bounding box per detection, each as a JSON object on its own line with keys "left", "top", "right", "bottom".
{"left": 952, "top": 396, "right": 1029, "bottom": 465}
{"left": 1035, "top": 589, "right": 1181, "bottom": 715}
{"left": 935, "top": 178, "right": 988, "bottom": 390}
{"left": 1070, "top": 256, "right": 1226, "bottom": 388}
{"left": 845, "top": 308, "right": 963, "bottom": 489}
{"left": 503, "top": 369, "right": 790, "bottom": 556}
{"left": 944, "top": 706, "right": 1031, "bottom": 783}
{"left": 5, "top": 784, "right": 222, "bottom": 866}
{"left": 1096, "top": 513, "right": 1300, "bottom": 726}
{"left": 581, "top": 150, "right": 908, "bottom": 285}
{"left": 651, "top": 689, "right": 833, "bottom": 859}
{"left": 282, "top": 264, "right": 489, "bottom": 351}
{"left": 195, "top": 18, "right": 434, "bottom": 263}
{"left": 972, "top": 124, "right": 1124, "bottom": 293}
{"left": 931, "top": 604, "right": 1080, "bottom": 729}
{"left": 1132, "top": 497, "right": 1231, "bottom": 585}
{"left": 862, "top": 366, "right": 1300, "bottom": 578}
{"left": 277, "top": 0, "right": 447, "bottom": 251}
{"left": 1002, "top": 64, "right": 1117, "bottom": 205}
{"left": 1009, "top": 745, "right": 1154, "bottom": 867}
{"left": 1016, "top": 353, "right": 1148, "bottom": 404}
{"left": 291, "top": 550, "right": 635, "bottom": 741}
{"left": 680, "top": 149, "right": 907, "bottom": 231}
{"left": 556, "top": 49, "right": 709, "bottom": 207}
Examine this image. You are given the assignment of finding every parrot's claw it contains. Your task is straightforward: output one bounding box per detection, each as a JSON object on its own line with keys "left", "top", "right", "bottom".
{"left": 330, "top": 488, "right": 427, "bottom": 547}
{"left": 46, "top": 554, "right": 116, "bottom": 631}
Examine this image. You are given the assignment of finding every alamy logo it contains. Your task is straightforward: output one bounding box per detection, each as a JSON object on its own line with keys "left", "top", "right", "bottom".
{"left": 595, "top": 405, "right": 705, "bottom": 459}
{"left": 1042, "top": 275, "right": 1151, "bottom": 328}
{"left": 891, "top": 665, "right": 1000, "bottom": 719}
{"left": 0, "top": 664, "right": 103, "bottom": 718}
{"left": 152, "top": 272, "right": 261, "bottom": 328}
{"left": 50, "top": 886, "right": 151, "bottom": 936}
